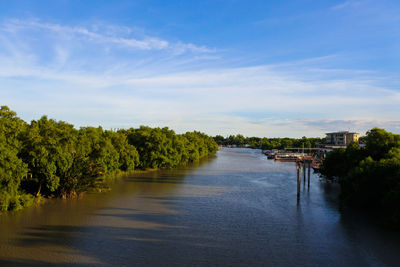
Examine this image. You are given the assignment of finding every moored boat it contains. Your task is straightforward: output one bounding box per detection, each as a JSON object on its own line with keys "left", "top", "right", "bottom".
{"left": 311, "top": 160, "right": 321, "bottom": 172}
{"left": 263, "top": 150, "right": 277, "bottom": 159}
{"left": 275, "top": 153, "right": 306, "bottom": 162}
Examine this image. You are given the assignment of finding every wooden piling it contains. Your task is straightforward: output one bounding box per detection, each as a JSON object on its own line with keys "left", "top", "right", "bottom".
{"left": 307, "top": 160, "right": 311, "bottom": 189}
{"left": 297, "top": 162, "right": 301, "bottom": 201}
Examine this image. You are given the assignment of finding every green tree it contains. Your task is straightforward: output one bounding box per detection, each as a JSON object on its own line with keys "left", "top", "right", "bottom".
{"left": 214, "top": 135, "right": 225, "bottom": 145}
{"left": 0, "top": 106, "right": 28, "bottom": 210}
{"left": 365, "top": 128, "right": 400, "bottom": 160}
{"left": 0, "top": 106, "right": 219, "bottom": 211}
{"left": 321, "top": 128, "right": 400, "bottom": 228}
{"left": 111, "top": 130, "right": 140, "bottom": 172}
{"left": 20, "top": 116, "right": 75, "bottom": 196}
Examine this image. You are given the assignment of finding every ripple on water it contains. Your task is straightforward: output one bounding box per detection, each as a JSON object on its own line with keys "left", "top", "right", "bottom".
{"left": 0, "top": 147, "right": 399, "bottom": 266}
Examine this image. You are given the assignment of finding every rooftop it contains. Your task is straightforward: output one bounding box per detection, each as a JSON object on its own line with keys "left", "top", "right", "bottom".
{"left": 326, "top": 131, "right": 359, "bottom": 135}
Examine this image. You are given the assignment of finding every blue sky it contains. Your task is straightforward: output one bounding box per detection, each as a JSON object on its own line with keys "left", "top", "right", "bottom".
{"left": 0, "top": 0, "right": 399, "bottom": 137}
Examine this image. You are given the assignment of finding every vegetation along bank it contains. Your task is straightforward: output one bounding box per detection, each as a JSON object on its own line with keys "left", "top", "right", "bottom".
{"left": 320, "top": 128, "right": 400, "bottom": 229}
{"left": 214, "top": 134, "right": 325, "bottom": 150}
{"left": 0, "top": 106, "right": 218, "bottom": 211}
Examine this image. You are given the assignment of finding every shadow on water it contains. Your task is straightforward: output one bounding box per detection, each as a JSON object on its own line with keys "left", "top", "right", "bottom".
{"left": 0, "top": 259, "right": 70, "bottom": 267}
{"left": 118, "top": 155, "right": 218, "bottom": 186}
{"left": 317, "top": 178, "right": 341, "bottom": 207}
{"left": 313, "top": 175, "right": 400, "bottom": 266}
{"left": 0, "top": 155, "right": 236, "bottom": 266}
{"left": 1, "top": 148, "right": 400, "bottom": 266}
{"left": 4, "top": 193, "right": 261, "bottom": 266}
{"left": 124, "top": 176, "right": 186, "bottom": 185}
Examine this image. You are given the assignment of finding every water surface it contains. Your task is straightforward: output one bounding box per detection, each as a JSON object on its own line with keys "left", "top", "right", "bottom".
{"left": 1, "top": 148, "right": 399, "bottom": 266}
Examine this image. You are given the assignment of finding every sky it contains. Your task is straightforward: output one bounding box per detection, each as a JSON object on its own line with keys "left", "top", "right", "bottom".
{"left": 0, "top": 0, "right": 399, "bottom": 137}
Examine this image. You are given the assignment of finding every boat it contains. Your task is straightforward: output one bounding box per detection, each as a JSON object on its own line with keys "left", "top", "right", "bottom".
{"left": 275, "top": 156, "right": 299, "bottom": 162}
{"left": 274, "top": 153, "right": 306, "bottom": 162}
{"left": 263, "top": 150, "right": 277, "bottom": 159}
{"left": 311, "top": 160, "right": 321, "bottom": 172}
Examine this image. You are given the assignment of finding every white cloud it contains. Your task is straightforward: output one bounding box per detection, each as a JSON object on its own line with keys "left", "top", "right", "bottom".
{"left": 2, "top": 61, "right": 399, "bottom": 137}
{"left": 0, "top": 18, "right": 399, "bottom": 137}
{"left": 331, "top": 1, "right": 362, "bottom": 10}
{"left": 1, "top": 19, "right": 214, "bottom": 54}
{"left": 331, "top": 1, "right": 351, "bottom": 10}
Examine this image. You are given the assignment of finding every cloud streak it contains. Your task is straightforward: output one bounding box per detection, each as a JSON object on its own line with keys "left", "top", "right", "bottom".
{"left": 331, "top": 0, "right": 363, "bottom": 10}
{"left": 0, "top": 18, "right": 399, "bottom": 137}
{"left": 1, "top": 19, "right": 215, "bottom": 54}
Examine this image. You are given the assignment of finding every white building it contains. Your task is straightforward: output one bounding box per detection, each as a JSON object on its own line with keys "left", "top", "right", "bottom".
{"left": 326, "top": 131, "right": 359, "bottom": 146}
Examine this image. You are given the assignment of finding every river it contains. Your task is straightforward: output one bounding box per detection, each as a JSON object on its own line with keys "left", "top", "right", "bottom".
{"left": 0, "top": 148, "right": 399, "bottom": 266}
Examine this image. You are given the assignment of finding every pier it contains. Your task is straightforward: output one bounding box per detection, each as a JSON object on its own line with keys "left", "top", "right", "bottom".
{"left": 296, "top": 158, "right": 313, "bottom": 202}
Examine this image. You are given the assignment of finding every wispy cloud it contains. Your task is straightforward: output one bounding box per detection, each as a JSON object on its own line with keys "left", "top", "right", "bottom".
{"left": 288, "top": 118, "right": 400, "bottom": 135}
{"left": 2, "top": 59, "right": 399, "bottom": 136}
{"left": 0, "top": 18, "right": 399, "bottom": 137}
{"left": 1, "top": 19, "right": 215, "bottom": 54}
{"left": 331, "top": 1, "right": 362, "bottom": 10}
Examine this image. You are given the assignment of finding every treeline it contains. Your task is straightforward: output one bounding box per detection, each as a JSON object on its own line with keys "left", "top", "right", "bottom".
{"left": 214, "top": 134, "right": 325, "bottom": 149}
{"left": 320, "top": 128, "right": 400, "bottom": 228}
{"left": 0, "top": 106, "right": 218, "bottom": 211}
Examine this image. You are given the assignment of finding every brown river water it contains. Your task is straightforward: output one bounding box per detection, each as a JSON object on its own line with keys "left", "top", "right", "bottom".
{"left": 0, "top": 148, "right": 399, "bottom": 266}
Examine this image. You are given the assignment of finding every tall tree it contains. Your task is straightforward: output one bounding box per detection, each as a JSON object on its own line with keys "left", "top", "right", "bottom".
{"left": 0, "top": 106, "right": 28, "bottom": 210}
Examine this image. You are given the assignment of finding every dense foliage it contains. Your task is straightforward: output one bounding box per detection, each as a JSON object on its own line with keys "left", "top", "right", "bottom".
{"left": 0, "top": 107, "right": 29, "bottom": 211}
{"left": 214, "top": 134, "right": 325, "bottom": 150}
{"left": 124, "top": 126, "right": 217, "bottom": 169}
{"left": 320, "top": 128, "right": 400, "bottom": 228}
{"left": 0, "top": 106, "right": 218, "bottom": 211}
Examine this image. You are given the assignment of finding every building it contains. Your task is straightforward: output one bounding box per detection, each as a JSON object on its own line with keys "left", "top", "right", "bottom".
{"left": 325, "top": 131, "right": 359, "bottom": 146}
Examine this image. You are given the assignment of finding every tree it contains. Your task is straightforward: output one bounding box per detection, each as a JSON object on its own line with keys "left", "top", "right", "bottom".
{"left": 20, "top": 116, "right": 75, "bottom": 196}
{"left": 321, "top": 128, "right": 400, "bottom": 228}
{"left": 0, "top": 106, "right": 28, "bottom": 210}
{"left": 109, "top": 130, "right": 139, "bottom": 171}
{"left": 214, "top": 135, "right": 225, "bottom": 145}
{"left": 0, "top": 106, "right": 219, "bottom": 210}
{"left": 365, "top": 128, "right": 400, "bottom": 160}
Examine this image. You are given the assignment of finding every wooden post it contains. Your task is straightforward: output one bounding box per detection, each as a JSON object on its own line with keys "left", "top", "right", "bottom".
{"left": 307, "top": 160, "right": 311, "bottom": 189}
{"left": 297, "top": 162, "right": 301, "bottom": 201}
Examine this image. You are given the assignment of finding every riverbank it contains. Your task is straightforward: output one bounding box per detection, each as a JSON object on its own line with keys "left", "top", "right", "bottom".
{"left": 0, "top": 154, "right": 217, "bottom": 215}
{"left": 320, "top": 128, "right": 400, "bottom": 229}
{"left": 0, "top": 106, "right": 218, "bottom": 212}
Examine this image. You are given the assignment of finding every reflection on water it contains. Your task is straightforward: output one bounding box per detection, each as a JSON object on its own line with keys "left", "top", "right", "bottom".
{"left": 0, "top": 148, "right": 399, "bottom": 266}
